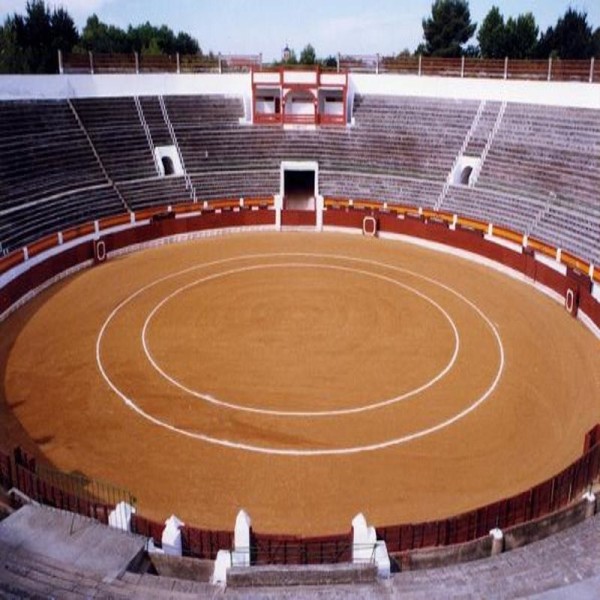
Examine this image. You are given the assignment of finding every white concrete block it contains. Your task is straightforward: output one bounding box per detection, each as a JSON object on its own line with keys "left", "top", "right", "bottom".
{"left": 108, "top": 501, "right": 135, "bottom": 532}
{"left": 162, "top": 515, "right": 185, "bottom": 556}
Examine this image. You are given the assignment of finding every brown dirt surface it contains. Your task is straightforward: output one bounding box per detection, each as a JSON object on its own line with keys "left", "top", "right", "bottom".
{"left": 1, "top": 232, "right": 599, "bottom": 535}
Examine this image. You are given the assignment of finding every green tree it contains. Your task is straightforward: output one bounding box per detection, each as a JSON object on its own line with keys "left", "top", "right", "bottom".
{"left": 0, "top": 17, "right": 28, "bottom": 73}
{"left": 478, "top": 6, "right": 506, "bottom": 58}
{"left": 593, "top": 27, "right": 600, "bottom": 58}
{"left": 504, "top": 13, "right": 538, "bottom": 59}
{"left": 2, "top": 1, "right": 78, "bottom": 73}
{"left": 421, "top": 0, "right": 477, "bottom": 57}
{"left": 299, "top": 43, "right": 316, "bottom": 65}
{"left": 50, "top": 7, "right": 79, "bottom": 58}
{"left": 174, "top": 32, "right": 200, "bottom": 55}
{"left": 80, "top": 14, "right": 130, "bottom": 54}
{"left": 321, "top": 55, "right": 337, "bottom": 69}
{"left": 14, "top": 0, "right": 53, "bottom": 72}
{"left": 536, "top": 8, "right": 595, "bottom": 59}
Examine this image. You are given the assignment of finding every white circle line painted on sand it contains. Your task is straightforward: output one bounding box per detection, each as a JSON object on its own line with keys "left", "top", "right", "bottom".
{"left": 95, "top": 251, "right": 505, "bottom": 456}
{"left": 141, "top": 262, "right": 460, "bottom": 417}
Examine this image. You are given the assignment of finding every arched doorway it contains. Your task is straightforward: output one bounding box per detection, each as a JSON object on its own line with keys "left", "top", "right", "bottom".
{"left": 162, "top": 156, "right": 175, "bottom": 176}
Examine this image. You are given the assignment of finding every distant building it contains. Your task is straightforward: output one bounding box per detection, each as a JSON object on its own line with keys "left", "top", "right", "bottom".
{"left": 282, "top": 45, "right": 291, "bottom": 62}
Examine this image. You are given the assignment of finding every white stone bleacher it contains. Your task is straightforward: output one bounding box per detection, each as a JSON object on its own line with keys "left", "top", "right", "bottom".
{"left": 477, "top": 103, "right": 600, "bottom": 202}
{"left": 191, "top": 169, "right": 279, "bottom": 201}
{"left": 352, "top": 95, "right": 479, "bottom": 178}
{"left": 1, "top": 94, "right": 598, "bottom": 267}
{"left": 463, "top": 101, "right": 502, "bottom": 156}
{"left": 116, "top": 176, "right": 190, "bottom": 211}
{"left": 71, "top": 97, "right": 158, "bottom": 182}
{"left": 0, "top": 184, "right": 123, "bottom": 253}
{"left": 0, "top": 100, "right": 107, "bottom": 211}
{"left": 530, "top": 199, "right": 600, "bottom": 264}
{"left": 139, "top": 96, "right": 172, "bottom": 146}
{"left": 320, "top": 171, "right": 442, "bottom": 209}
{"left": 463, "top": 102, "right": 600, "bottom": 263}
{"left": 443, "top": 185, "right": 544, "bottom": 233}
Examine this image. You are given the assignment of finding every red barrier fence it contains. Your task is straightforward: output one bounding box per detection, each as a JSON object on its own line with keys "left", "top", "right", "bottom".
{"left": 377, "top": 441, "right": 600, "bottom": 553}
{"left": 10, "top": 447, "right": 133, "bottom": 525}
{"left": 1, "top": 205, "right": 600, "bottom": 564}
{"left": 251, "top": 532, "right": 353, "bottom": 565}
{"left": 1, "top": 433, "right": 599, "bottom": 562}
{"left": 183, "top": 526, "right": 234, "bottom": 560}
{"left": 0, "top": 449, "right": 12, "bottom": 490}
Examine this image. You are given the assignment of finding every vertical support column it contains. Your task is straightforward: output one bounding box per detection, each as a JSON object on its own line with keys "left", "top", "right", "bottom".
{"left": 489, "top": 528, "right": 504, "bottom": 556}
{"left": 590, "top": 57, "right": 595, "bottom": 83}
{"left": 583, "top": 491, "right": 596, "bottom": 518}
{"left": 375, "top": 53, "right": 380, "bottom": 75}
{"left": 418, "top": 54, "right": 422, "bottom": 77}
{"left": 89, "top": 51, "right": 94, "bottom": 75}
{"left": 58, "top": 49, "right": 63, "bottom": 74}
{"left": 336, "top": 52, "right": 340, "bottom": 73}
{"left": 135, "top": 52, "right": 139, "bottom": 74}
{"left": 176, "top": 52, "right": 180, "bottom": 74}
{"left": 461, "top": 56, "right": 465, "bottom": 78}
{"left": 316, "top": 195, "right": 324, "bottom": 231}
{"left": 218, "top": 52, "right": 223, "bottom": 74}
{"left": 547, "top": 57, "right": 553, "bottom": 82}
{"left": 504, "top": 56, "right": 508, "bottom": 80}
{"left": 275, "top": 194, "right": 283, "bottom": 231}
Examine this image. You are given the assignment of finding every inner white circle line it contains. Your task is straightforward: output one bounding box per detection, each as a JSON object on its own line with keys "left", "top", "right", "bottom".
{"left": 141, "top": 262, "right": 460, "bottom": 417}
{"left": 96, "top": 251, "right": 505, "bottom": 456}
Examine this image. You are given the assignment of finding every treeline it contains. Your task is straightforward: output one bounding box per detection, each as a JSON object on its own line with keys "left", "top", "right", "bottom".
{"left": 416, "top": 1, "right": 600, "bottom": 59}
{"left": 0, "top": 0, "right": 202, "bottom": 74}
{"left": 1, "top": 0, "right": 599, "bottom": 74}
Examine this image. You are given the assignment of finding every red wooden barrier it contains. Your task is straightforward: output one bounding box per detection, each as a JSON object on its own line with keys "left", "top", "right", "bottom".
{"left": 182, "top": 526, "right": 234, "bottom": 560}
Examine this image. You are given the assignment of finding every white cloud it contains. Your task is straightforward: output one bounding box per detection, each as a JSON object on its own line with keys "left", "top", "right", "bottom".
{"left": 1, "top": 0, "right": 115, "bottom": 20}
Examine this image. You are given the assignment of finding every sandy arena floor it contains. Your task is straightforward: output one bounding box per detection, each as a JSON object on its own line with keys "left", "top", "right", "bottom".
{"left": 1, "top": 231, "right": 599, "bottom": 535}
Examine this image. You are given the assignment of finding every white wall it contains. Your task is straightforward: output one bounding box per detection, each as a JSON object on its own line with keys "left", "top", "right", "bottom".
{"left": 351, "top": 74, "right": 600, "bottom": 109}
{"left": 0, "top": 73, "right": 250, "bottom": 100}
{"left": 1, "top": 72, "right": 598, "bottom": 110}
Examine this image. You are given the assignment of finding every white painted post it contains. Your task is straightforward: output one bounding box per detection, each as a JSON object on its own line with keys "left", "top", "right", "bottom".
{"left": 316, "top": 195, "right": 324, "bottom": 231}
{"left": 418, "top": 54, "right": 422, "bottom": 77}
{"left": 108, "top": 501, "right": 136, "bottom": 532}
{"left": 218, "top": 53, "right": 222, "bottom": 74}
{"left": 176, "top": 52, "right": 180, "bottom": 74}
{"left": 547, "top": 57, "right": 553, "bottom": 82}
{"left": 590, "top": 58, "right": 595, "bottom": 83}
{"left": 352, "top": 513, "right": 390, "bottom": 577}
{"left": 232, "top": 509, "right": 252, "bottom": 567}
{"left": 135, "top": 52, "right": 139, "bottom": 74}
{"left": 58, "top": 50, "right": 63, "bottom": 75}
{"left": 376, "top": 53, "right": 380, "bottom": 75}
{"left": 583, "top": 491, "right": 596, "bottom": 518}
{"left": 461, "top": 56, "right": 465, "bottom": 78}
{"left": 489, "top": 528, "right": 504, "bottom": 556}
{"left": 212, "top": 550, "right": 232, "bottom": 584}
{"left": 162, "top": 515, "right": 185, "bottom": 556}
{"left": 275, "top": 194, "right": 283, "bottom": 231}
{"left": 352, "top": 513, "right": 376, "bottom": 564}
{"left": 336, "top": 52, "right": 340, "bottom": 73}
{"left": 89, "top": 51, "right": 94, "bottom": 75}
{"left": 504, "top": 56, "right": 508, "bottom": 80}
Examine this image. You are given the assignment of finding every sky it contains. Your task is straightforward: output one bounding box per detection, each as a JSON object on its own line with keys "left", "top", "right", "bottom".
{"left": 1, "top": 0, "right": 599, "bottom": 61}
